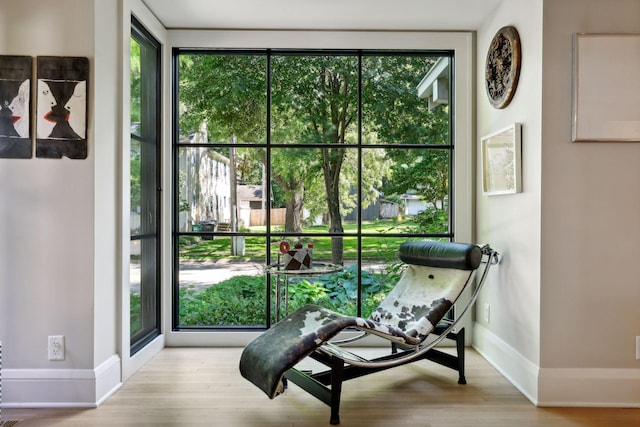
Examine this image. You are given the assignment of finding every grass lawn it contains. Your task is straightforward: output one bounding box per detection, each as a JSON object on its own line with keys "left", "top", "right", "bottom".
{"left": 179, "top": 219, "right": 421, "bottom": 261}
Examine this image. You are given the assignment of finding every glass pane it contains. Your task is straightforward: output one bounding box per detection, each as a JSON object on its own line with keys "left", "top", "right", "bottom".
{"left": 267, "top": 236, "right": 356, "bottom": 318}
{"left": 374, "top": 147, "right": 450, "bottom": 234}
{"left": 178, "top": 146, "right": 266, "bottom": 234}
{"left": 358, "top": 147, "right": 392, "bottom": 225}
{"left": 271, "top": 55, "right": 358, "bottom": 145}
{"left": 129, "top": 239, "right": 142, "bottom": 336}
{"left": 130, "top": 138, "right": 141, "bottom": 235}
{"left": 177, "top": 236, "right": 267, "bottom": 327}
{"left": 178, "top": 54, "right": 267, "bottom": 144}
{"left": 130, "top": 19, "right": 161, "bottom": 352}
{"left": 360, "top": 237, "right": 409, "bottom": 319}
{"left": 130, "top": 34, "right": 143, "bottom": 339}
{"left": 270, "top": 146, "right": 357, "bottom": 238}
{"left": 362, "top": 55, "right": 449, "bottom": 145}
{"left": 130, "top": 38, "right": 142, "bottom": 138}
{"left": 317, "top": 236, "right": 357, "bottom": 316}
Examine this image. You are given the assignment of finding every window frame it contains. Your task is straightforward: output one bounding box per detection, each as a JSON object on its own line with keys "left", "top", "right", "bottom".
{"left": 164, "top": 30, "right": 474, "bottom": 347}
{"left": 129, "top": 15, "right": 163, "bottom": 355}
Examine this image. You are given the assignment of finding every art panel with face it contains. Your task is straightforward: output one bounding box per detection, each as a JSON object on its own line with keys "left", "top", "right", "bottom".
{"left": 36, "top": 56, "right": 89, "bottom": 159}
{"left": 0, "top": 55, "right": 32, "bottom": 158}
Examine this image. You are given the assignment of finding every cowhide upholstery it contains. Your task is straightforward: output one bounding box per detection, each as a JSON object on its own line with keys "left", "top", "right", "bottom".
{"left": 239, "top": 240, "right": 482, "bottom": 400}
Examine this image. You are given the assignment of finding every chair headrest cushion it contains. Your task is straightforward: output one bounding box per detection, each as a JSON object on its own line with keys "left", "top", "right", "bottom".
{"left": 398, "top": 240, "right": 482, "bottom": 270}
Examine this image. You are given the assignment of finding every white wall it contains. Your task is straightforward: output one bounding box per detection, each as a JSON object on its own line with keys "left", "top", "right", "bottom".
{"left": 473, "top": 0, "right": 544, "bottom": 403}
{"left": 475, "top": 0, "right": 640, "bottom": 408}
{"left": 0, "top": 0, "right": 122, "bottom": 407}
{"left": 537, "top": 0, "right": 640, "bottom": 406}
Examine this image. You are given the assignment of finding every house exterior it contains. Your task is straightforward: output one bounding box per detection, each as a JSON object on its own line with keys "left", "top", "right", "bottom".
{"left": 179, "top": 146, "right": 232, "bottom": 231}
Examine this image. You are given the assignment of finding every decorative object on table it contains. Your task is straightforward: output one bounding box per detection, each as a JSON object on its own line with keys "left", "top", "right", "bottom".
{"left": 572, "top": 33, "right": 640, "bottom": 142}
{"left": 281, "top": 241, "right": 312, "bottom": 270}
{"left": 0, "top": 55, "right": 32, "bottom": 158}
{"left": 266, "top": 260, "right": 342, "bottom": 322}
{"left": 481, "top": 123, "right": 522, "bottom": 196}
{"left": 36, "top": 56, "right": 89, "bottom": 159}
{"left": 485, "top": 25, "right": 521, "bottom": 109}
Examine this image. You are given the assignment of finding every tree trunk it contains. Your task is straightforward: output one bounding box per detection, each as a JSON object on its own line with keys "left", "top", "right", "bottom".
{"left": 322, "top": 147, "right": 344, "bottom": 265}
{"left": 328, "top": 195, "right": 344, "bottom": 265}
{"left": 284, "top": 184, "right": 304, "bottom": 233}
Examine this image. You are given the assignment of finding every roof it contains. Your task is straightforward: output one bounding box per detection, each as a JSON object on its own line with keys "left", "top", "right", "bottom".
{"left": 237, "top": 185, "right": 264, "bottom": 202}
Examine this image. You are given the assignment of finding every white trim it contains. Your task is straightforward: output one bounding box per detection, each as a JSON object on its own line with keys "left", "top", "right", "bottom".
{"left": 474, "top": 322, "right": 640, "bottom": 408}
{"left": 122, "top": 335, "right": 165, "bottom": 380}
{"left": 120, "top": 0, "right": 168, "bottom": 382}
{"left": 538, "top": 367, "right": 640, "bottom": 408}
{"left": 473, "top": 322, "right": 539, "bottom": 404}
{"left": 0, "top": 355, "right": 121, "bottom": 408}
{"left": 164, "top": 29, "right": 475, "bottom": 347}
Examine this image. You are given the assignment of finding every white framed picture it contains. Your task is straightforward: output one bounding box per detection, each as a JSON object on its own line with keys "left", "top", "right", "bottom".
{"left": 481, "top": 123, "right": 522, "bottom": 196}
{"left": 572, "top": 34, "right": 640, "bottom": 142}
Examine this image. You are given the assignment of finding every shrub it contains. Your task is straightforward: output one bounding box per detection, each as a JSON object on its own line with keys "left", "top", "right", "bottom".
{"left": 179, "top": 275, "right": 267, "bottom": 326}
{"left": 177, "top": 263, "right": 405, "bottom": 326}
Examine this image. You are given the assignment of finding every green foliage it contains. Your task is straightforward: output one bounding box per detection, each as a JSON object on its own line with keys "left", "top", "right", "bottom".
{"left": 179, "top": 235, "right": 201, "bottom": 246}
{"left": 177, "top": 262, "right": 406, "bottom": 326}
{"left": 129, "top": 146, "right": 141, "bottom": 213}
{"left": 287, "top": 279, "right": 327, "bottom": 307}
{"left": 179, "top": 54, "right": 267, "bottom": 141}
{"left": 313, "top": 266, "right": 388, "bottom": 316}
{"left": 130, "top": 38, "right": 141, "bottom": 124}
{"left": 130, "top": 292, "right": 141, "bottom": 334}
{"left": 413, "top": 207, "right": 449, "bottom": 233}
{"left": 179, "top": 276, "right": 267, "bottom": 326}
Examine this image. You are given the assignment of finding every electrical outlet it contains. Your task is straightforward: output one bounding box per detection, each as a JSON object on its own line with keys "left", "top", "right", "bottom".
{"left": 636, "top": 336, "right": 640, "bottom": 360}
{"left": 483, "top": 304, "right": 490, "bottom": 324}
{"left": 48, "top": 335, "right": 65, "bottom": 361}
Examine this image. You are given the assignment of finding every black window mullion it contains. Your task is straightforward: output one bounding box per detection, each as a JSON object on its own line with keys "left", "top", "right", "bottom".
{"left": 266, "top": 50, "right": 273, "bottom": 328}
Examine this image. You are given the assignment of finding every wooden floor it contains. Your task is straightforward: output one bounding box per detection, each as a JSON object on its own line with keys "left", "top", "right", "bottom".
{"left": 3, "top": 347, "right": 638, "bottom": 426}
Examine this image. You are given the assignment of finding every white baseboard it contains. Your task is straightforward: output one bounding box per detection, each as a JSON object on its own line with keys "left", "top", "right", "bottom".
{"left": 538, "top": 367, "right": 640, "bottom": 408}
{"left": 1, "top": 354, "right": 121, "bottom": 408}
{"left": 473, "top": 323, "right": 640, "bottom": 408}
{"left": 472, "top": 322, "right": 540, "bottom": 404}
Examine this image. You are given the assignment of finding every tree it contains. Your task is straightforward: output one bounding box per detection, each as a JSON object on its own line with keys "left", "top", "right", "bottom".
{"left": 361, "top": 56, "right": 450, "bottom": 225}
{"left": 271, "top": 55, "right": 359, "bottom": 263}
{"left": 379, "top": 104, "right": 450, "bottom": 213}
{"left": 179, "top": 54, "right": 267, "bottom": 142}
{"left": 178, "top": 52, "right": 449, "bottom": 261}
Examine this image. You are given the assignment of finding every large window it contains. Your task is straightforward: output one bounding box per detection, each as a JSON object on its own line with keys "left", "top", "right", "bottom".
{"left": 173, "top": 50, "right": 453, "bottom": 330}
{"left": 130, "top": 17, "right": 161, "bottom": 352}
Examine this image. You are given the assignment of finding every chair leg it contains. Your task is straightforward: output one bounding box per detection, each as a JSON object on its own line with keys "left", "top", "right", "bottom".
{"left": 329, "top": 355, "right": 344, "bottom": 425}
{"left": 456, "top": 327, "right": 466, "bottom": 384}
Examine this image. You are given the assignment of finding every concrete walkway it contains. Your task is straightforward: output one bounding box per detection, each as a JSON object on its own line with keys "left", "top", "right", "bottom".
{"left": 129, "top": 259, "right": 264, "bottom": 293}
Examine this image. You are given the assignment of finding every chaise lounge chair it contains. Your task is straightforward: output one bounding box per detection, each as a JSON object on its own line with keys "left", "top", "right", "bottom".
{"left": 239, "top": 240, "right": 499, "bottom": 424}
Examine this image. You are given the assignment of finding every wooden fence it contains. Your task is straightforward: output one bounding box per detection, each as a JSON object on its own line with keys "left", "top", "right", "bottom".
{"left": 249, "top": 208, "right": 286, "bottom": 226}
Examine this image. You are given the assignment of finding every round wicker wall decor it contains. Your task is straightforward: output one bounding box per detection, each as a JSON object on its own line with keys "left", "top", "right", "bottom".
{"left": 485, "top": 26, "right": 521, "bottom": 109}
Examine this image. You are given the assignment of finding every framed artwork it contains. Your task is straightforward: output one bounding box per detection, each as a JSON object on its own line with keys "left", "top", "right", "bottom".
{"left": 0, "top": 55, "right": 32, "bottom": 158}
{"left": 481, "top": 123, "right": 522, "bottom": 196}
{"left": 572, "top": 34, "right": 640, "bottom": 142}
{"left": 36, "top": 56, "right": 89, "bottom": 159}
